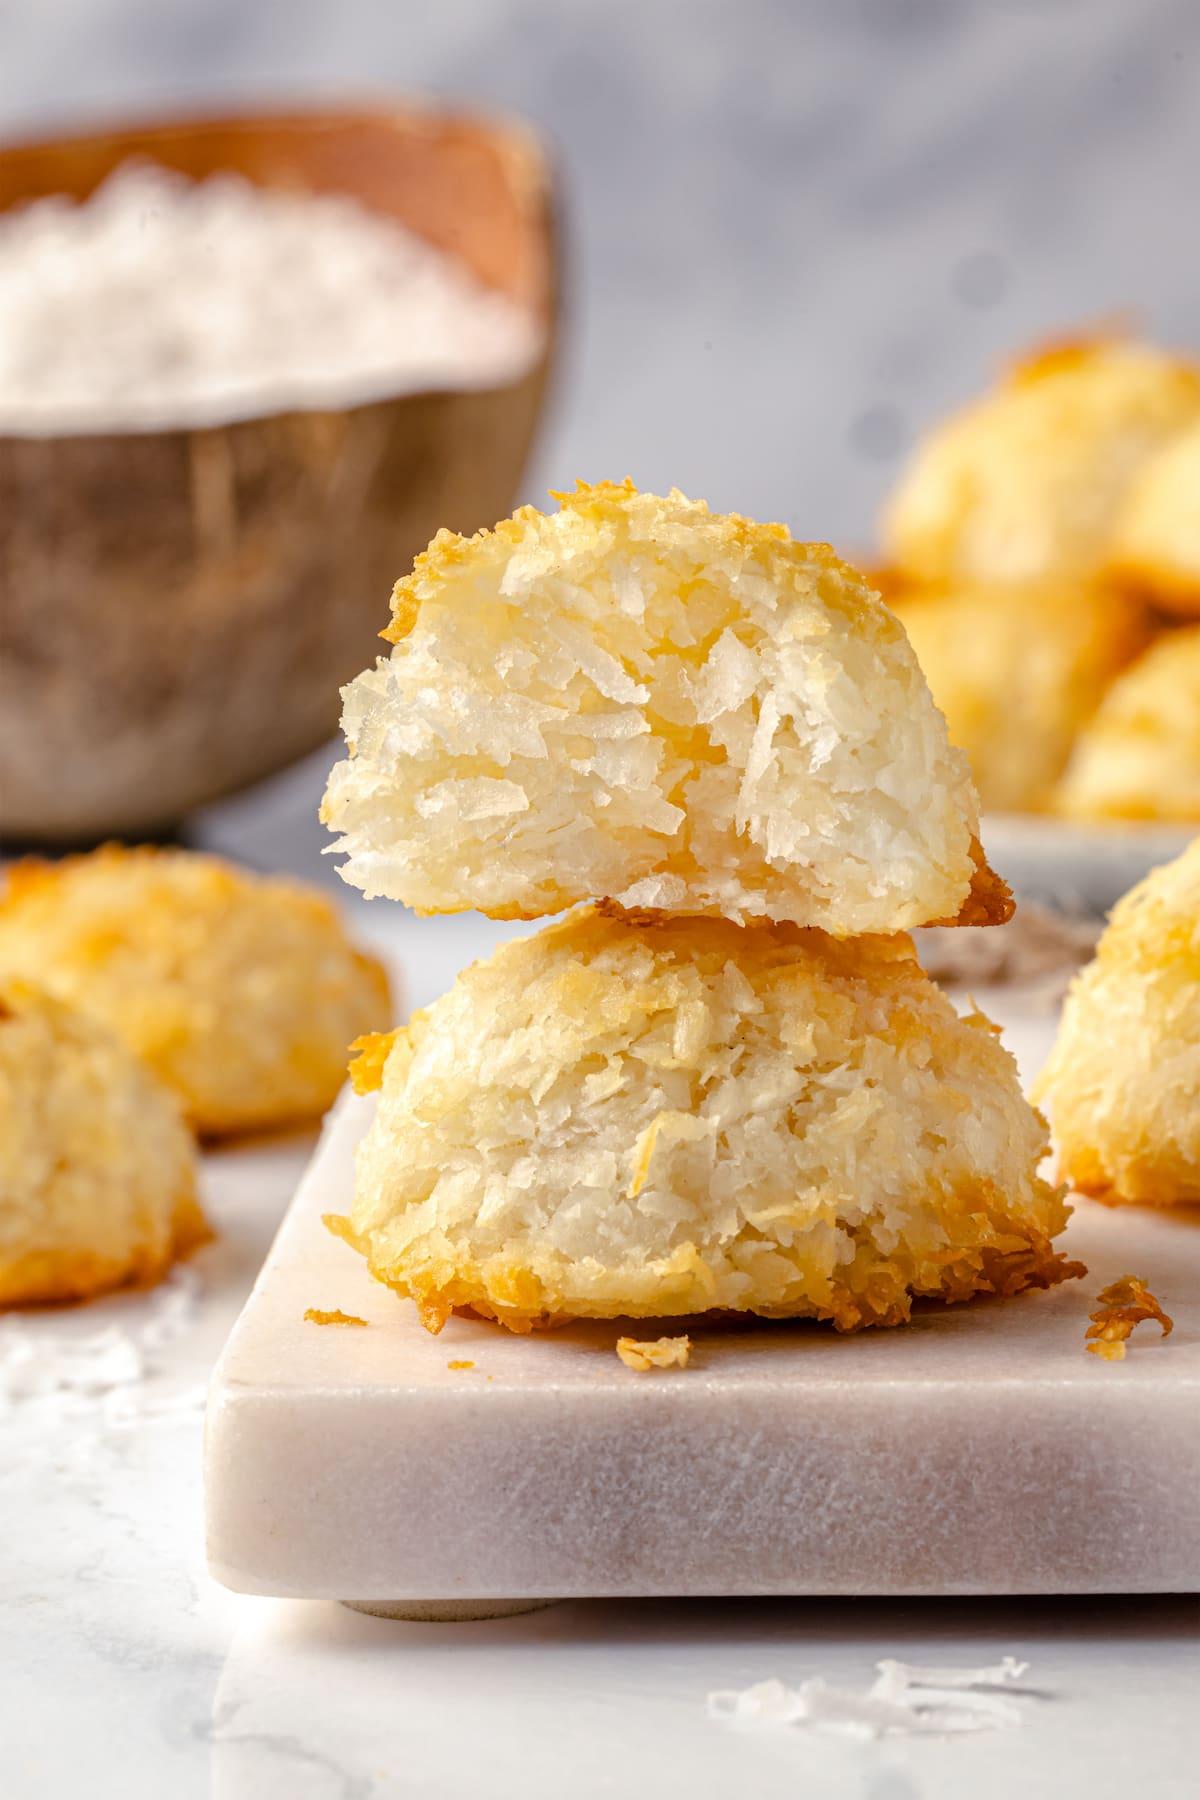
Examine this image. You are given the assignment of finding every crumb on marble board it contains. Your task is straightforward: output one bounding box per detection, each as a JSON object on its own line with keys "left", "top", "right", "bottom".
{"left": 304, "top": 1307, "right": 368, "bottom": 1327}
{"left": 447, "top": 1359, "right": 475, "bottom": 1370}
{"left": 616, "top": 1334, "right": 691, "bottom": 1372}
{"left": 1085, "top": 1275, "right": 1172, "bottom": 1361}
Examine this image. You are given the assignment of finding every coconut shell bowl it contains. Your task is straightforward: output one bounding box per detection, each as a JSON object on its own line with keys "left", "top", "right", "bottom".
{"left": 0, "top": 107, "right": 557, "bottom": 842}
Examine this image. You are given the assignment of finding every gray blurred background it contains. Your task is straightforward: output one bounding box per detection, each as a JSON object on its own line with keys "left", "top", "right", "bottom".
{"left": 4, "top": 0, "right": 1198, "bottom": 541}
{"left": 3, "top": 0, "right": 1196, "bottom": 966}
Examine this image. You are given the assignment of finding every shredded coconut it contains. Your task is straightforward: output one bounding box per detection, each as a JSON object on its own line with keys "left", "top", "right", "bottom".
{"left": 708, "top": 1656, "right": 1032, "bottom": 1741}
{"left": 874, "top": 1656, "right": 1029, "bottom": 1691}
{"left": 0, "top": 1321, "right": 146, "bottom": 1403}
{"left": 1086, "top": 1275, "right": 1173, "bottom": 1361}
{"left": 102, "top": 1381, "right": 210, "bottom": 1429}
{"left": 0, "top": 161, "right": 542, "bottom": 431}
{"left": 0, "top": 1265, "right": 202, "bottom": 1426}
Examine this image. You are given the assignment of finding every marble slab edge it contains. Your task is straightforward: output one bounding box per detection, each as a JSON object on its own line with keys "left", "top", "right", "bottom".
{"left": 205, "top": 1094, "right": 1200, "bottom": 1602}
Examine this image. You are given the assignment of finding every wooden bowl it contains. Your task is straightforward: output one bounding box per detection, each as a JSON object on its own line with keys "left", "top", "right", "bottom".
{"left": 0, "top": 108, "right": 557, "bottom": 842}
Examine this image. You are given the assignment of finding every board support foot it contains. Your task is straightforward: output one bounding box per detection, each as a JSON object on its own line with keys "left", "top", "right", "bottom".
{"left": 342, "top": 1598, "right": 558, "bottom": 1622}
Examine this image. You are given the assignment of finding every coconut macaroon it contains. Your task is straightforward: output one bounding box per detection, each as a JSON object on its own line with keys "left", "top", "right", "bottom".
{"left": 883, "top": 338, "right": 1200, "bottom": 587}
{"left": 1035, "top": 838, "right": 1200, "bottom": 1205}
{"left": 1055, "top": 627, "right": 1200, "bottom": 821}
{"left": 322, "top": 480, "right": 1009, "bottom": 937}
{"left": 0, "top": 848, "right": 392, "bottom": 1137}
{"left": 1107, "top": 419, "right": 1200, "bottom": 616}
{"left": 331, "top": 906, "right": 1076, "bottom": 1334}
{"left": 0, "top": 980, "right": 205, "bottom": 1306}
{"left": 893, "top": 582, "right": 1146, "bottom": 813}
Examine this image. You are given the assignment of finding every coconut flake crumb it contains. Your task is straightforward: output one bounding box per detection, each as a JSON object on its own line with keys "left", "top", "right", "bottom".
{"left": 304, "top": 1307, "right": 368, "bottom": 1328}
{"left": 0, "top": 161, "right": 542, "bottom": 432}
{"left": 1086, "top": 1275, "right": 1173, "bottom": 1361}
{"left": 616, "top": 1334, "right": 691, "bottom": 1371}
{"left": 103, "top": 1381, "right": 211, "bottom": 1429}
{"left": 874, "top": 1656, "right": 1029, "bottom": 1692}
{"left": 0, "top": 1321, "right": 145, "bottom": 1404}
{"left": 707, "top": 1656, "right": 1032, "bottom": 1741}
{"left": 140, "top": 1265, "right": 203, "bottom": 1351}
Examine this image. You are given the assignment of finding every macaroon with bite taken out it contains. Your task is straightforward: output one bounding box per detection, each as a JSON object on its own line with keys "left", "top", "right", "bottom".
{"left": 322, "top": 480, "right": 1011, "bottom": 938}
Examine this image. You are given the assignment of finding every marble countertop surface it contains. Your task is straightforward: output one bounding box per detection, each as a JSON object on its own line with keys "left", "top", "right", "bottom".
{"left": 2, "top": 873, "right": 1197, "bottom": 1800}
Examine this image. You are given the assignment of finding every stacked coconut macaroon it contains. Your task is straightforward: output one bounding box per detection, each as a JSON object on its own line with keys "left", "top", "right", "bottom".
{"left": 880, "top": 335, "right": 1200, "bottom": 819}
{"left": 321, "top": 479, "right": 1082, "bottom": 1339}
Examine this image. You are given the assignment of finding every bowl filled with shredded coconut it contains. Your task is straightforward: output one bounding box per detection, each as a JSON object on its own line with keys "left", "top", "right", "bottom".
{"left": 0, "top": 108, "right": 556, "bottom": 841}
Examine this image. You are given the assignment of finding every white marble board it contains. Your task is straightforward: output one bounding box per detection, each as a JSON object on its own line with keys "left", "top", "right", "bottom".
{"left": 204, "top": 1009, "right": 1200, "bottom": 1604}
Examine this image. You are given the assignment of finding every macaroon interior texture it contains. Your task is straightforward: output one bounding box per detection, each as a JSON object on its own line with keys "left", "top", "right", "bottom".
{"left": 322, "top": 481, "right": 1005, "bottom": 935}
{"left": 333, "top": 907, "right": 1075, "bottom": 1334}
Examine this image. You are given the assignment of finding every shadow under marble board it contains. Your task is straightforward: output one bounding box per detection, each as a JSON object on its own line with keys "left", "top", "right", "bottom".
{"left": 204, "top": 1009, "right": 1200, "bottom": 1610}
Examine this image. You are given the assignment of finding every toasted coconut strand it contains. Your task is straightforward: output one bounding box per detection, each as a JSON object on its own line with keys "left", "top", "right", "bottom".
{"left": 304, "top": 1307, "right": 368, "bottom": 1327}
{"left": 933, "top": 838, "right": 1014, "bottom": 928}
{"left": 351, "top": 1219, "right": 1084, "bottom": 1340}
{"left": 322, "top": 1212, "right": 362, "bottom": 1250}
{"left": 1085, "top": 1275, "right": 1173, "bottom": 1360}
{"left": 348, "top": 1030, "right": 402, "bottom": 1095}
{"left": 977, "top": 1242, "right": 1086, "bottom": 1300}
{"left": 417, "top": 1291, "right": 454, "bottom": 1335}
{"left": 324, "top": 479, "right": 987, "bottom": 935}
{"left": 616, "top": 1334, "right": 691, "bottom": 1371}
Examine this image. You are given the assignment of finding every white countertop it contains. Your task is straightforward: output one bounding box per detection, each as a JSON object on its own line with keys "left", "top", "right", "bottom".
{"left": 3, "top": 897, "right": 1198, "bottom": 1800}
